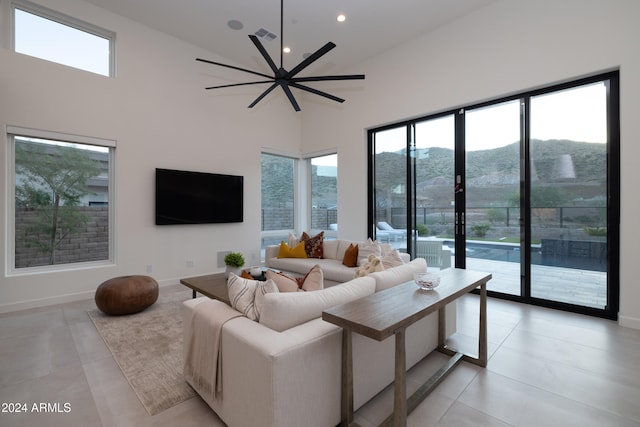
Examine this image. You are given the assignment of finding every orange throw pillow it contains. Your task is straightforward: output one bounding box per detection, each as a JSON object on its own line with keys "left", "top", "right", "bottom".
{"left": 342, "top": 243, "right": 358, "bottom": 267}
{"left": 240, "top": 270, "right": 254, "bottom": 280}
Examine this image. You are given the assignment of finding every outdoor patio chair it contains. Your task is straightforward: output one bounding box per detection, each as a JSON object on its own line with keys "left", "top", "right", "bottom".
{"left": 377, "top": 221, "right": 407, "bottom": 241}
{"left": 375, "top": 228, "right": 391, "bottom": 242}
{"left": 415, "top": 240, "right": 452, "bottom": 269}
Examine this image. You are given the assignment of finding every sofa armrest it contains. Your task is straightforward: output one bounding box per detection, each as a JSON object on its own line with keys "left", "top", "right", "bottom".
{"left": 182, "top": 298, "right": 344, "bottom": 427}
{"left": 264, "top": 244, "right": 280, "bottom": 265}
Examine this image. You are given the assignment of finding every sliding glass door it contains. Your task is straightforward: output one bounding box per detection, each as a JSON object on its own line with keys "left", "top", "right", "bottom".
{"left": 412, "top": 115, "right": 455, "bottom": 268}
{"left": 529, "top": 82, "right": 610, "bottom": 309}
{"left": 371, "top": 126, "right": 409, "bottom": 251}
{"left": 465, "top": 100, "right": 522, "bottom": 296}
{"left": 368, "top": 71, "right": 619, "bottom": 319}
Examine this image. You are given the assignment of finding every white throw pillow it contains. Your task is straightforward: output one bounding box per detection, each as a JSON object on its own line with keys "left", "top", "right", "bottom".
{"left": 227, "top": 273, "right": 279, "bottom": 321}
{"left": 288, "top": 232, "right": 301, "bottom": 248}
{"left": 380, "top": 249, "right": 405, "bottom": 269}
{"left": 254, "top": 279, "right": 279, "bottom": 319}
{"left": 357, "top": 238, "right": 382, "bottom": 266}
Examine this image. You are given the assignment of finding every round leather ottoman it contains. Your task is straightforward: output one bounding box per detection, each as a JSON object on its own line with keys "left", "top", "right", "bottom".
{"left": 95, "top": 275, "right": 159, "bottom": 315}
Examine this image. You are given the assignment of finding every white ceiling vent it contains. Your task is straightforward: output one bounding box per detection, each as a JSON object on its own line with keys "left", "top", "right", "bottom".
{"left": 254, "top": 28, "right": 278, "bottom": 42}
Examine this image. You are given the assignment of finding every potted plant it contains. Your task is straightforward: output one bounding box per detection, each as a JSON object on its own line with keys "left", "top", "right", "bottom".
{"left": 224, "top": 252, "right": 245, "bottom": 277}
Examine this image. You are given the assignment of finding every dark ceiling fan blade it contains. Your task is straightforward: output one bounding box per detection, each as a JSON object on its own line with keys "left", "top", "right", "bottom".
{"left": 285, "top": 41, "right": 336, "bottom": 78}
{"left": 196, "top": 57, "right": 272, "bottom": 79}
{"left": 205, "top": 80, "right": 273, "bottom": 90}
{"left": 248, "top": 35, "right": 280, "bottom": 75}
{"left": 289, "top": 82, "right": 345, "bottom": 103}
{"left": 279, "top": 83, "right": 301, "bottom": 111}
{"left": 248, "top": 82, "right": 279, "bottom": 108}
{"left": 290, "top": 74, "right": 364, "bottom": 83}
{"left": 291, "top": 74, "right": 365, "bottom": 83}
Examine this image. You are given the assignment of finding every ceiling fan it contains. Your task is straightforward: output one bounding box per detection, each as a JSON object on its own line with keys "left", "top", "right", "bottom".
{"left": 196, "top": 0, "right": 365, "bottom": 112}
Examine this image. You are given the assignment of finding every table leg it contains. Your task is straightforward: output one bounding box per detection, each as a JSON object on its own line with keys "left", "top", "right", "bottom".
{"left": 478, "top": 280, "right": 488, "bottom": 367}
{"left": 437, "top": 279, "right": 489, "bottom": 367}
{"left": 341, "top": 329, "right": 354, "bottom": 427}
{"left": 393, "top": 329, "right": 407, "bottom": 427}
{"left": 438, "top": 306, "right": 446, "bottom": 350}
{"left": 192, "top": 290, "right": 196, "bottom": 298}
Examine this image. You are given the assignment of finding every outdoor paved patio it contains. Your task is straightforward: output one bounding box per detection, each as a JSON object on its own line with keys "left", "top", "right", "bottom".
{"left": 464, "top": 258, "right": 607, "bottom": 309}
{"left": 393, "top": 238, "right": 609, "bottom": 310}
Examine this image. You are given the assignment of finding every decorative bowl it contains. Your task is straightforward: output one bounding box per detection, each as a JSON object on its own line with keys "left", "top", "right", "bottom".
{"left": 249, "top": 266, "right": 263, "bottom": 277}
{"left": 414, "top": 272, "right": 440, "bottom": 290}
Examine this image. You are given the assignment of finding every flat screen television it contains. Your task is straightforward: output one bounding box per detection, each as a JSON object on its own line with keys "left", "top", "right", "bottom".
{"left": 155, "top": 168, "right": 243, "bottom": 225}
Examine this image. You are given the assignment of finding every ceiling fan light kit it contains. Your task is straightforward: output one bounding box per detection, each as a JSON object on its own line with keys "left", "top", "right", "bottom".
{"left": 196, "top": 0, "right": 365, "bottom": 112}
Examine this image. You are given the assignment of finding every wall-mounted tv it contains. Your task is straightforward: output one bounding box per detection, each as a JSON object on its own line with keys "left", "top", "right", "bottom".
{"left": 155, "top": 168, "right": 243, "bottom": 225}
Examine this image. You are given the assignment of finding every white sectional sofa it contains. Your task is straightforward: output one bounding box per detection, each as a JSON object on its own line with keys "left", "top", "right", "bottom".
{"left": 182, "top": 258, "right": 456, "bottom": 427}
{"left": 264, "top": 239, "right": 410, "bottom": 286}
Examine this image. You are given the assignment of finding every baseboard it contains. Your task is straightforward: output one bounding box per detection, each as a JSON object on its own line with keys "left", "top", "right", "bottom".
{"left": 0, "top": 289, "right": 97, "bottom": 314}
{"left": 618, "top": 314, "right": 640, "bottom": 330}
{"left": 0, "top": 278, "right": 180, "bottom": 314}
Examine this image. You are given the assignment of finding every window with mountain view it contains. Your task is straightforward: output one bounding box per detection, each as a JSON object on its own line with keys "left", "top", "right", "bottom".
{"left": 368, "top": 72, "right": 619, "bottom": 319}
{"left": 9, "top": 128, "right": 114, "bottom": 272}
{"left": 310, "top": 154, "right": 338, "bottom": 235}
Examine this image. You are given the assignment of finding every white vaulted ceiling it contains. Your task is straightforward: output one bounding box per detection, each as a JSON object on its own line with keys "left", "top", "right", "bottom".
{"left": 83, "top": 0, "right": 495, "bottom": 74}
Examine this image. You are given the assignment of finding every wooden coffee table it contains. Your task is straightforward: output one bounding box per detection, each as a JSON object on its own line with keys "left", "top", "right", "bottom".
{"left": 322, "top": 268, "right": 491, "bottom": 427}
{"left": 180, "top": 273, "right": 229, "bottom": 305}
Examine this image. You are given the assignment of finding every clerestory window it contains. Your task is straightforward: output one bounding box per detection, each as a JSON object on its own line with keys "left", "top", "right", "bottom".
{"left": 11, "top": 0, "right": 115, "bottom": 77}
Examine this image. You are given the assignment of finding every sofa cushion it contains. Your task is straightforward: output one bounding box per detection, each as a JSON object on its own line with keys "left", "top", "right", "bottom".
{"left": 227, "top": 273, "right": 279, "bottom": 320}
{"left": 278, "top": 241, "right": 307, "bottom": 258}
{"left": 369, "top": 258, "right": 427, "bottom": 292}
{"left": 321, "top": 239, "right": 339, "bottom": 260}
{"left": 266, "top": 265, "right": 324, "bottom": 292}
{"left": 259, "top": 276, "right": 376, "bottom": 332}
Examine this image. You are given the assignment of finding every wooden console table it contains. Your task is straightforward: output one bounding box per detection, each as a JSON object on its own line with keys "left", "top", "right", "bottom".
{"left": 322, "top": 268, "right": 491, "bottom": 427}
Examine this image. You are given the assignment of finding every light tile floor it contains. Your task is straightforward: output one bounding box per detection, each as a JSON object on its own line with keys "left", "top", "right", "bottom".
{"left": 1, "top": 284, "right": 639, "bottom": 427}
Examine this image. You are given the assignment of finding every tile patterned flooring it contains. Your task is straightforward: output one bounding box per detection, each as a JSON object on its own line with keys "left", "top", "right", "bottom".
{"left": 1, "top": 283, "right": 639, "bottom": 427}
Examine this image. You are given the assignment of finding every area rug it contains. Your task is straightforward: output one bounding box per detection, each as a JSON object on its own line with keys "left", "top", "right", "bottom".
{"left": 88, "top": 293, "right": 196, "bottom": 415}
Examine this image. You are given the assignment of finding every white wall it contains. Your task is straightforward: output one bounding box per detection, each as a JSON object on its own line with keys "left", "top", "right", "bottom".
{"left": 301, "top": 0, "right": 640, "bottom": 328}
{"left": 2, "top": 0, "right": 639, "bottom": 330}
{"left": 0, "top": 0, "right": 302, "bottom": 311}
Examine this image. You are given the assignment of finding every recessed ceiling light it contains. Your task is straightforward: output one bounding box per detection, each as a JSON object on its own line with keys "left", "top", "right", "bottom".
{"left": 337, "top": 14, "right": 346, "bottom": 23}
{"left": 283, "top": 46, "right": 291, "bottom": 53}
{"left": 227, "top": 19, "right": 243, "bottom": 30}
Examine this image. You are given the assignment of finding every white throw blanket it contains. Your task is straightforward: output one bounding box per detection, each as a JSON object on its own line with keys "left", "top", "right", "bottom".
{"left": 184, "top": 300, "right": 242, "bottom": 400}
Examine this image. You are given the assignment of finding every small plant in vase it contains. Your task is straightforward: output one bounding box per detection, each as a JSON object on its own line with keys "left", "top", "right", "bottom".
{"left": 224, "top": 252, "right": 245, "bottom": 277}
